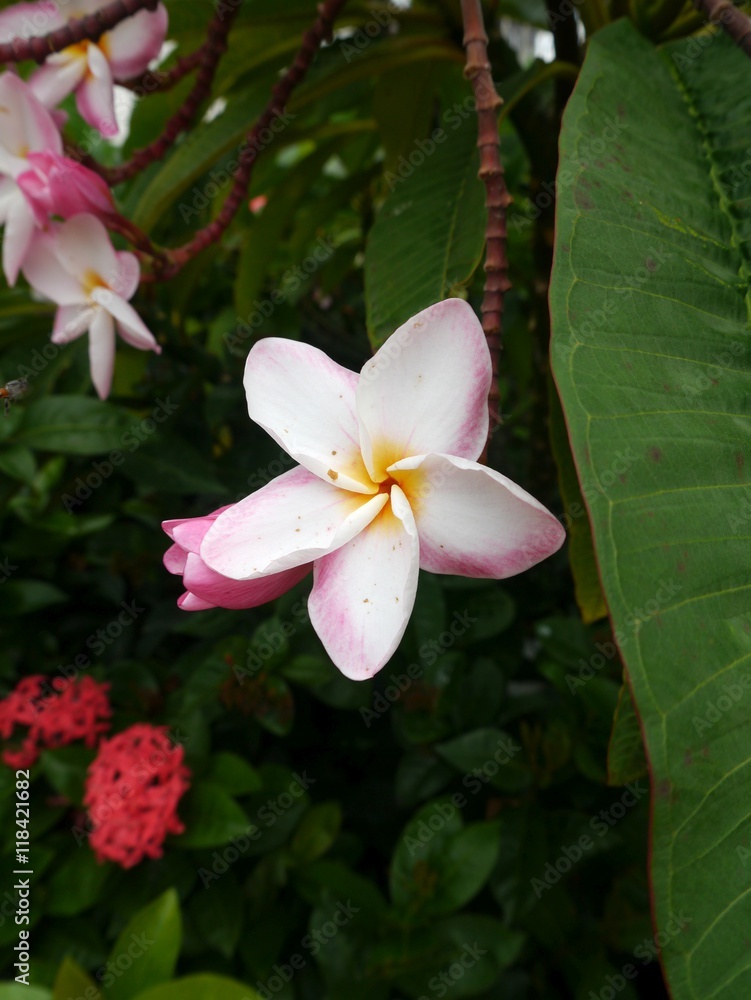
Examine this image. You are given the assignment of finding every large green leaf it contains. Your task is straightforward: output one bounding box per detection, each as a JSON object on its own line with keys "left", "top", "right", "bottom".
{"left": 364, "top": 113, "right": 486, "bottom": 348}
{"left": 550, "top": 21, "right": 751, "bottom": 999}
{"left": 105, "top": 888, "right": 182, "bottom": 1000}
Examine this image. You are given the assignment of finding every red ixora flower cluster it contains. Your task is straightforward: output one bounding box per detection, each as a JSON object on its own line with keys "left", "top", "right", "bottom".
{"left": 0, "top": 674, "right": 111, "bottom": 768}
{"left": 83, "top": 723, "right": 191, "bottom": 869}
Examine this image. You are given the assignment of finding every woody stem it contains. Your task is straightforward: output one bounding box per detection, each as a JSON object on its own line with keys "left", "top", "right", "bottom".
{"left": 459, "top": 0, "right": 509, "bottom": 455}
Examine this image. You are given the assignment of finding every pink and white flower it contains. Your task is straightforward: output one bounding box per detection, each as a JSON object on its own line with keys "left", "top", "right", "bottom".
{"left": 17, "top": 149, "right": 116, "bottom": 226}
{"left": 22, "top": 213, "right": 159, "bottom": 399}
{"left": 163, "top": 506, "right": 311, "bottom": 611}
{"left": 185, "top": 299, "right": 565, "bottom": 680}
{"left": 0, "top": 1, "right": 169, "bottom": 137}
{"left": 0, "top": 71, "right": 62, "bottom": 284}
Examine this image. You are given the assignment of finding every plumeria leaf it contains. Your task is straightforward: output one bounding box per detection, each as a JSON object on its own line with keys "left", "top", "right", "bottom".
{"left": 607, "top": 681, "right": 648, "bottom": 786}
{"left": 550, "top": 21, "right": 751, "bottom": 998}
{"left": 549, "top": 381, "right": 607, "bottom": 624}
{"left": 364, "top": 114, "right": 485, "bottom": 349}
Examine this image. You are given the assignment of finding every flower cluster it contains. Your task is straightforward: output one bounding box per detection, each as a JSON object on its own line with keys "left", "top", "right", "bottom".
{"left": 0, "top": 674, "right": 111, "bottom": 767}
{"left": 163, "top": 300, "right": 566, "bottom": 679}
{"left": 0, "top": 0, "right": 168, "bottom": 397}
{"left": 83, "top": 723, "right": 191, "bottom": 869}
{"left": 0, "top": 676, "right": 191, "bottom": 868}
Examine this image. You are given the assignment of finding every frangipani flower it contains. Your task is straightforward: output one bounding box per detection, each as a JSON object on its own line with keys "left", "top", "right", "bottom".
{"left": 18, "top": 149, "right": 116, "bottom": 226}
{"left": 163, "top": 506, "right": 311, "bottom": 611}
{"left": 0, "top": 71, "right": 62, "bottom": 284}
{"left": 0, "top": 0, "right": 168, "bottom": 137}
{"left": 22, "top": 213, "right": 159, "bottom": 399}
{"left": 192, "top": 299, "right": 565, "bottom": 680}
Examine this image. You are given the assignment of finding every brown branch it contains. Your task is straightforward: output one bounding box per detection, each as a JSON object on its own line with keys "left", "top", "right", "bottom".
{"left": 693, "top": 0, "right": 751, "bottom": 54}
{"left": 0, "top": 0, "right": 159, "bottom": 64}
{"left": 460, "top": 0, "right": 509, "bottom": 451}
{"left": 148, "top": 0, "right": 350, "bottom": 281}
{"left": 95, "top": 3, "right": 242, "bottom": 186}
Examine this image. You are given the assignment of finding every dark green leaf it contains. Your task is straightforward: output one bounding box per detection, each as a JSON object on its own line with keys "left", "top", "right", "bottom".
{"left": 550, "top": 21, "right": 751, "bottom": 997}
{"left": 290, "top": 802, "right": 342, "bottom": 864}
{"left": 15, "top": 397, "right": 133, "bottom": 455}
{"left": 176, "top": 782, "right": 252, "bottom": 849}
{"left": 46, "top": 848, "right": 111, "bottom": 917}
{"left": 607, "top": 681, "right": 648, "bottom": 786}
{"left": 206, "top": 752, "right": 262, "bottom": 796}
{"left": 105, "top": 888, "right": 182, "bottom": 1000}
{"left": 365, "top": 114, "right": 486, "bottom": 348}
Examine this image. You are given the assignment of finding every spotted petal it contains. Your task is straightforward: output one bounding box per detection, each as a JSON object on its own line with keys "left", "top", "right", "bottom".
{"left": 201, "top": 465, "right": 388, "bottom": 581}
{"left": 245, "top": 338, "right": 376, "bottom": 494}
{"left": 309, "top": 484, "right": 419, "bottom": 680}
{"left": 389, "top": 453, "right": 566, "bottom": 578}
{"left": 357, "top": 298, "right": 491, "bottom": 481}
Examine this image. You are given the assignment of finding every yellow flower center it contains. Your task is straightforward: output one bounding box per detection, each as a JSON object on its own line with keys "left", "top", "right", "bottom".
{"left": 82, "top": 270, "right": 108, "bottom": 299}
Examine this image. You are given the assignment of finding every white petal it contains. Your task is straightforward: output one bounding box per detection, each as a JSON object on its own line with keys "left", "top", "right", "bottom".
{"left": 29, "top": 56, "right": 87, "bottom": 108}
{"left": 55, "top": 213, "right": 118, "bottom": 283}
{"left": 103, "top": 4, "right": 169, "bottom": 80}
{"left": 90, "top": 287, "right": 158, "bottom": 352}
{"left": 88, "top": 308, "right": 116, "bottom": 400}
{"left": 244, "top": 338, "right": 376, "bottom": 494}
{"left": 309, "top": 484, "right": 419, "bottom": 680}
{"left": 357, "top": 299, "right": 492, "bottom": 480}
{"left": 0, "top": 4, "right": 67, "bottom": 44}
{"left": 389, "top": 453, "right": 566, "bottom": 578}
{"left": 22, "top": 229, "right": 84, "bottom": 304}
{"left": 0, "top": 72, "right": 62, "bottom": 160}
{"left": 76, "top": 45, "right": 117, "bottom": 137}
{"left": 3, "top": 193, "right": 35, "bottom": 285}
{"left": 201, "top": 465, "right": 388, "bottom": 581}
{"left": 113, "top": 251, "right": 140, "bottom": 300}
{"left": 53, "top": 304, "right": 95, "bottom": 343}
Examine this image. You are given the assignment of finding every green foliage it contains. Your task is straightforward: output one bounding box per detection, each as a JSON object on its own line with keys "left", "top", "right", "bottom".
{"left": 1, "top": 0, "right": 745, "bottom": 998}
{"left": 365, "top": 112, "right": 486, "bottom": 349}
{"left": 550, "top": 21, "right": 751, "bottom": 998}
